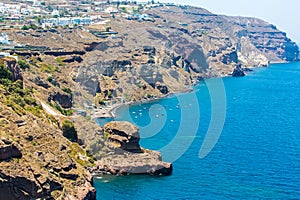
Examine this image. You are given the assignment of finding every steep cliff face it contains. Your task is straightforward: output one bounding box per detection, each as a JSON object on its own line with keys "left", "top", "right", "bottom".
{"left": 5, "top": 4, "right": 299, "bottom": 108}
{"left": 73, "top": 5, "right": 298, "bottom": 104}
{"left": 229, "top": 16, "right": 299, "bottom": 62}
{"left": 0, "top": 59, "right": 96, "bottom": 199}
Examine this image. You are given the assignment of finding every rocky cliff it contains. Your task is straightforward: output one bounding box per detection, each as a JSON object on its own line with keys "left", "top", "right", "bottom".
{"left": 73, "top": 5, "right": 299, "bottom": 104}
{"left": 90, "top": 121, "right": 172, "bottom": 176}
{"left": 5, "top": 5, "right": 299, "bottom": 106}
{"left": 0, "top": 59, "right": 96, "bottom": 199}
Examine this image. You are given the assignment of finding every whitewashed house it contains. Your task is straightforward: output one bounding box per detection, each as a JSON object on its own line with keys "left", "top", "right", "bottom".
{"left": 51, "top": 9, "right": 60, "bottom": 16}
{"left": 0, "top": 33, "right": 10, "bottom": 45}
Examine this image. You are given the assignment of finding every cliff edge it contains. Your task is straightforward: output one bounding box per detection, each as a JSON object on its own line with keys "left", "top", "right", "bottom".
{"left": 90, "top": 121, "right": 172, "bottom": 176}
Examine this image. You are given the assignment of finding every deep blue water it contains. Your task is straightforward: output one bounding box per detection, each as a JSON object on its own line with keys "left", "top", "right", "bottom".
{"left": 94, "top": 62, "right": 300, "bottom": 199}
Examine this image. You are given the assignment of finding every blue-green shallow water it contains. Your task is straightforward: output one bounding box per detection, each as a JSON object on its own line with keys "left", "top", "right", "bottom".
{"left": 94, "top": 62, "right": 300, "bottom": 199}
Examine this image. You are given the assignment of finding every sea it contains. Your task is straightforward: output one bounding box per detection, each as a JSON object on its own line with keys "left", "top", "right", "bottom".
{"left": 94, "top": 62, "right": 300, "bottom": 199}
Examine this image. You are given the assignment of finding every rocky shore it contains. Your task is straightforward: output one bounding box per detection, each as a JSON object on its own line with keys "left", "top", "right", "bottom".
{"left": 89, "top": 121, "right": 172, "bottom": 176}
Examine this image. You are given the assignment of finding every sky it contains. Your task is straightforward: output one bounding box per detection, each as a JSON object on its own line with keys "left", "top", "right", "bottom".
{"left": 154, "top": 0, "right": 300, "bottom": 43}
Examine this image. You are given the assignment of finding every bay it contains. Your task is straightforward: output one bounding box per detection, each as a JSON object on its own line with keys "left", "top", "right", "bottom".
{"left": 95, "top": 62, "right": 300, "bottom": 199}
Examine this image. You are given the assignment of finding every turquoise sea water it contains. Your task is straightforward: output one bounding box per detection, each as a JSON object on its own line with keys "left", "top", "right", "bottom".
{"left": 94, "top": 62, "right": 300, "bottom": 199}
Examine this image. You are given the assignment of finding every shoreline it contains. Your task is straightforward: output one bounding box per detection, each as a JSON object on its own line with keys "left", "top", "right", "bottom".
{"left": 91, "top": 87, "right": 194, "bottom": 120}
{"left": 90, "top": 62, "right": 289, "bottom": 120}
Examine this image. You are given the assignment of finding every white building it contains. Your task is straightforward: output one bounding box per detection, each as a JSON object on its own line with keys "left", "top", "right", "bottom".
{"left": 0, "top": 33, "right": 10, "bottom": 45}
{"left": 21, "top": 8, "right": 31, "bottom": 15}
{"left": 0, "top": 52, "right": 18, "bottom": 61}
{"left": 105, "top": 7, "right": 119, "bottom": 14}
{"left": 42, "top": 17, "right": 92, "bottom": 27}
{"left": 0, "top": 4, "right": 9, "bottom": 14}
{"left": 51, "top": 10, "right": 59, "bottom": 16}
{"left": 32, "top": 0, "right": 41, "bottom": 7}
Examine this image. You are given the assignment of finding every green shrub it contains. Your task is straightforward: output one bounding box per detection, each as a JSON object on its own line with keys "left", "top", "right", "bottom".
{"left": 18, "top": 60, "right": 30, "bottom": 70}
{"left": 56, "top": 57, "right": 65, "bottom": 67}
{"left": 6, "top": 99, "right": 26, "bottom": 116}
{"left": 62, "top": 87, "right": 72, "bottom": 95}
{"left": 40, "top": 63, "right": 60, "bottom": 73}
{"left": 7, "top": 80, "right": 24, "bottom": 96}
{"left": 10, "top": 94, "right": 25, "bottom": 107}
{"left": 49, "top": 102, "right": 73, "bottom": 116}
{"left": 47, "top": 114, "right": 59, "bottom": 126}
{"left": 98, "top": 99, "right": 105, "bottom": 105}
{"left": 64, "top": 109, "right": 74, "bottom": 116}
{"left": 103, "top": 131, "right": 110, "bottom": 139}
{"left": 25, "top": 105, "right": 42, "bottom": 117}
{"left": 24, "top": 96, "right": 37, "bottom": 106}
{"left": 0, "top": 63, "right": 12, "bottom": 81}
{"left": 61, "top": 120, "right": 78, "bottom": 142}
{"left": 46, "top": 75, "right": 53, "bottom": 82}
{"left": 21, "top": 25, "right": 29, "bottom": 30}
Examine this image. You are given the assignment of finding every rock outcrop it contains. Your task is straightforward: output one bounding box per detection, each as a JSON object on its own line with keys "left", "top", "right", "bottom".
{"left": 49, "top": 92, "right": 73, "bottom": 109}
{"left": 0, "top": 142, "right": 22, "bottom": 161}
{"left": 232, "top": 67, "right": 246, "bottom": 77}
{"left": 91, "top": 121, "right": 173, "bottom": 176}
{"left": 104, "top": 121, "right": 142, "bottom": 153}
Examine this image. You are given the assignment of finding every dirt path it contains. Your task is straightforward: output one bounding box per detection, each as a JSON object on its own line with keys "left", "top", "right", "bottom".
{"left": 40, "top": 101, "right": 63, "bottom": 117}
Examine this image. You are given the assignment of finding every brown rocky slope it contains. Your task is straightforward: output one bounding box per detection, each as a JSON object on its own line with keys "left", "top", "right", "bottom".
{"left": 5, "top": 5, "right": 299, "bottom": 109}
{"left": 0, "top": 59, "right": 96, "bottom": 199}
